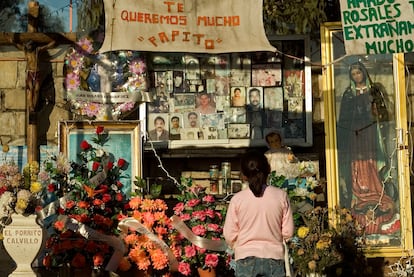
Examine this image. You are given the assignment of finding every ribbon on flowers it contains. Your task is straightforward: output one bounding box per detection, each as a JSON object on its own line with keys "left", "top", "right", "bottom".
{"left": 170, "top": 215, "right": 228, "bottom": 252}
{"left": 60, "top": 215, "right": 125, "bottom": 272}
{"left": 118, "top": 217, "right": 178, "bottom": 272}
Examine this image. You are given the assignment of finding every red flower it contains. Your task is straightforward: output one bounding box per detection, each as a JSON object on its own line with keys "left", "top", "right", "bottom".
{"left": 107, "top": 161, "right": 114, "bottom": 170}
{"left": 117, "top": 158, "right": 126, "bottom": 168}
{"left": 93, "top": 198, "right": 104, "bottom": 206}
{"left": 93, "top": 253, "right": 105, "bottom": 267}
{"left": 117, "top": 181, "right": 123, "bottom": 188}
{"left": 65, "top": 200, "right": 76, "bottom": 209}
{"left": 71, "top": 253, "right": 86, "bottom": 268}
{"left": 102, "top": 193, "right": 112, "bottom": 203}
{"left": 47, "top": 183, "right": 55, "bottom": 192}
{"left": 96, "top": 126, "right": 104, "bottom": 135}
{"left": 92, "top": 161, "right": 100, "bottom": 171}
{"left": 54, "top": 220, "right": 65, "bottom": 231}
{"left": 116, "top": 192, "right": 124, "bottom": 202}
{"left": 80, "top": 140, "right": 91, "bottom": 150}
{"left": 78, "top": 201, "right": 90, "bottom": 209}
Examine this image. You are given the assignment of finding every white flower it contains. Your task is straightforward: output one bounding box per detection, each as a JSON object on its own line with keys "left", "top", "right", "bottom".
{"left": 96, "top": 148, "right": 106, "bottom": 158}
{"left": 0, "top": 191, "right": 14, "bottom": 218}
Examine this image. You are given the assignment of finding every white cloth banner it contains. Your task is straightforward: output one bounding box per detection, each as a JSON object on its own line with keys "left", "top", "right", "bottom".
{"left": 99, "top": 0, "right": 275, "bottom": 53}
{"left": 340, "top": 0, "right": 414, "bottom": 55}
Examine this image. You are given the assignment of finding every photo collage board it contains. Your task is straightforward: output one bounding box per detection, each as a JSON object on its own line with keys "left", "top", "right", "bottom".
{"left": 146, "top": 38, "right": 310, "bottom": 145}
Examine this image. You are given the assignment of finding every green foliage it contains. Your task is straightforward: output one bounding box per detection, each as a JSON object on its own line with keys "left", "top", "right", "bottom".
{"left": 133, "top": 176, "right": 162, "bottom": 199}
{"left": 263, "top": 0, "right": 327, "bottom": 35}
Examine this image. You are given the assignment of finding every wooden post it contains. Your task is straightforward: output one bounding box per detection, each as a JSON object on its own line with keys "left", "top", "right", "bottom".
{"left": 27, "top": 1, "right": 40, "bottom": 163}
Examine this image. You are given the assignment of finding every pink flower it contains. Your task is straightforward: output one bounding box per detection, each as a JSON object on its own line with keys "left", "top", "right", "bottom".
{"left": 207, "top": 223, "right": 221, "bottom": 232}
{"left": 178, "top": 262, "right": 192, "bottom": 276}
{"left": 202, "top": 195, "right": 215, "bottom": 203}
{"left": 204, "top": 209, "right": 215, "bottom": 219}
{"left": 180, "top": 213, "right": 191, "bottom": 221}
{"left": 204, "top": 253, "right": 219, "bottom": 268}
{"left": 187, "top": 199, "right": 200, "bottom": 207}
{"left": 83, "top": 102, "right": 102, "bottom": 118}
{"left": 192, "top": 225, "right": 206, "bottom": 236}
{"left": 184, "top": 245, "right": 196, "bottom": 258}
{"left": 65, "top": 72, "right": 80, "bottom": 90}
{"left": 77, "top": 37, "right": 93, "bottom": 53}
{"left": 192, "top": 210, "right": 206, "bottom": 221}
{"left": 173, "top": 202, "right": 185, "bottom": 214}
{"left": 129, "top": 59, "right": 146, "bottom": 75}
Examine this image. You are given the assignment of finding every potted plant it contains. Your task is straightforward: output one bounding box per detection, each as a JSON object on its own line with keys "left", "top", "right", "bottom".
{"left": 168, "top": 178, "right": 230, "bottom": 277}
{"left": 40, "top": 126, "right": 129, "bottom": 275}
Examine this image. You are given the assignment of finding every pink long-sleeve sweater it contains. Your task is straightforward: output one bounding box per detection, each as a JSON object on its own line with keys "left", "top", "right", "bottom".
{"left": 223, "top": 185, "right": 294, "bottom": 261}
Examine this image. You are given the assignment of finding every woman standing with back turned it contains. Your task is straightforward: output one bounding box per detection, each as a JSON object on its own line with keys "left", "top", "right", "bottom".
{"left": 224, "top": 151, "right": 294, "bottom": 277}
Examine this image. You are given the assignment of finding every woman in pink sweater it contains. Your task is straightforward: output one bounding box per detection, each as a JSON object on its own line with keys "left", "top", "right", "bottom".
{"left": 223, "top": 151, "right": 294, "bottom": 277}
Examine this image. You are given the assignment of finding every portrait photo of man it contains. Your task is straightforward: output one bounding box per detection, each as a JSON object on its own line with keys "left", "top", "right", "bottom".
{"left": 148, "top": 114, "right": 170, "bottom": 141}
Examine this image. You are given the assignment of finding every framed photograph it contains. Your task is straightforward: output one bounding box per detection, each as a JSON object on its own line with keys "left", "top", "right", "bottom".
{"left": 230, "top": 87, "right": 246, "bottom": 107}
{"left": 264, "top": 87, "right": 283, "bottom": 110}
{"left": 228, "top": 124, "right": 250, "bottom": 139}
{"left": 58, "top": 120, "right": 141, "bottom": 197}
{"left": 252, "top": 63, "right": 282, "bottom": 87}
{"left": 283, "top": 69, "right": 304, "bottom": 98}
{"left": 147, "top": 113, "right": 170, "bottom": 141}
{"left": 174, "top": 93, "right": 195, "bottom": 113}
{"left": 321, "top": 22, "right": 412, "bottom": 255}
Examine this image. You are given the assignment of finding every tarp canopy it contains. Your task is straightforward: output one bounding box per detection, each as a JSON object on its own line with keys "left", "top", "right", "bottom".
{"left": 99, "top": 0, "right": 275, "bottom": 54}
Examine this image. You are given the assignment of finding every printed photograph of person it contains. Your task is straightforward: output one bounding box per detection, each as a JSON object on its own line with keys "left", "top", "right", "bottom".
{"left": 173, "top": 70, "right": 185, "bottom": 93}
{"left": 148, "top": 114, "right": 169, "bottom": 141}
{"left": 284, "top": 119, "right": 304, "bottom": 139}
{"left": 169, "top": 114, "right": 183, "bottom": 140}
{"left": 246, "top": 87, "right": 263, "bottom": 111}
{"left": 214, "top": 76, "right": 230, "bottom": 96}
{"left": 246, "top": 87, "right": 265, "bottom": 139}
{"left": 264, "top": 87, "right": 283, "bottom": 111}
{"left": 184, "top": 112, "right": 200, "bottom": 128}
{"left": 195, "top": 92, "right": 216, "bottom": 114}
{"left": 230, "top": 87, "right": 246, "bottom": 107}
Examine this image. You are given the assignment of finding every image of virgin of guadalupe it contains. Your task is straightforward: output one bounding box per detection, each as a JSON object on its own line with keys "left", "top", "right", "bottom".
{"left": 337, "top": 61, "right": 400, "bottom": 236}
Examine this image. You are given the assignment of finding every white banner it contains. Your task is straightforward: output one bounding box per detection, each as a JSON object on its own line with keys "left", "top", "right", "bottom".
{"left": 99, "top": 0, "right": 275, "bottom": 53}
{"left": 340, "top": 0, "right": 414, "bottom": 55}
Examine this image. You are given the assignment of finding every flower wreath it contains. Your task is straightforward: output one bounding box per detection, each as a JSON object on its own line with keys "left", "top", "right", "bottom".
{"left": 64, "top": 32, "right": 148, "bottom": 120}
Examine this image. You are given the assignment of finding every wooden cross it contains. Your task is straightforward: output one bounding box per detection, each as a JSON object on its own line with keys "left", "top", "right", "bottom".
{"left": 0, "top": 1, "right": 76, "bottom": 162}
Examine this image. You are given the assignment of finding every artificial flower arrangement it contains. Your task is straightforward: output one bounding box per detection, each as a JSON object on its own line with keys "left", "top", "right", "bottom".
{"left": 0, "top": 160, "right": 44, "bottom": 236}
{"left": 64, "top": 32, "right": 148, "bottom": 120}
{"left": 268, "top": 170, "right": 320, "bottom": 225}
{"left": 288, "top": 206, "right": 366, "bottom": 276}
{"left": 168, "top": 177, "right": 229, "bottom": 276}
{"left": 41, "top": 125, "right": 129, "bottom": 272}
{"left": 117, "top": 197, "right": 173, "bottom": 276}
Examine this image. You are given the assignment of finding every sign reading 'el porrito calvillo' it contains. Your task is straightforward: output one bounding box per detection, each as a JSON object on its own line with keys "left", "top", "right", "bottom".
{"left": 339, "top": 0, "right": 414, "bottom": 55}
{"left": 3, "top": 228, "right": 42, "bottom": 244}
{"left": 99, "top": 0, "right": 275, "bottom": 54}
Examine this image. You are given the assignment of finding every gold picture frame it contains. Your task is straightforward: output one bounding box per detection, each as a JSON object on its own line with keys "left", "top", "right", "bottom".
{"left": 321, "top": 22, "right": 412, "bottom": 257}
{"left": 58, "top": 120, "right": 141, "bottom": 197}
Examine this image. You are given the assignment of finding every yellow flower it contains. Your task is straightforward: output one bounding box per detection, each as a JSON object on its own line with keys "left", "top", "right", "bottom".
{"left": 297, "top": 226, "right": 309, "bottom": 238}
{"left": 30, "top": 182, "right": 42, "bottom": 193}
{"left": 316, "top": 240, "right": 330, "bottom": 249}
{"left": 15, "top": 198, "right": 28, "bottom": 214}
